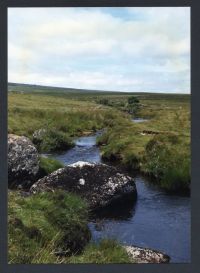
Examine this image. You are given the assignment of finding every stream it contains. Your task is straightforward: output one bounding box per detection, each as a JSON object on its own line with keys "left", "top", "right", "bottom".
{"left": 45, "top": 130, "right": 191, "bottom": 263}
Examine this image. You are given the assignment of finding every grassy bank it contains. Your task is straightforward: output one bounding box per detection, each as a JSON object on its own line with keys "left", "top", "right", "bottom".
{"left": 8, "top": 92, "right": 128, "bottom": 152}
{"left": 8, "top": 88, "right": 190, "bottom": 192}
{"left": 38, "top": 156, "right": 64, "bottom": 176}
{"left": 97, "top": 95, "right": 190, "bottom": 192}
{"left": 8, "top": 190, "right": 131, "bottom": 264}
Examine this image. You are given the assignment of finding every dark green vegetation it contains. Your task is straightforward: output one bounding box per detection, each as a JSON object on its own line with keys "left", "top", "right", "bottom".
{"left": 8, "top": 190, "right": 131, "bottom": 264}
{"left": 8, "top": 83, "right": 190, "bottom": 192}
{"left": 127, "top": 95, "right": 140, "bottom": 114}
{"left": 38, "top": 156, "right": 64, "bottom": 176}
{"left": 34, "top": 128, "right": 74, "bottom": 152}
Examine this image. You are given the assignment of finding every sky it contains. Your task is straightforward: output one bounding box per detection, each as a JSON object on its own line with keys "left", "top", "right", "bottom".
{"left": 8, "top": 7, "right": 190, "bottom": 93}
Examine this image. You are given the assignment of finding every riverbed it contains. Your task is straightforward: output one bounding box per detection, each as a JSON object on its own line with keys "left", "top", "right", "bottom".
{"left": 46, "top": 131, "right": 191, "bottom": 263}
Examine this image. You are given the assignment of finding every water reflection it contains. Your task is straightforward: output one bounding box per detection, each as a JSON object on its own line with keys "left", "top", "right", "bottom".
{"left": 90, "top": 195, "right": 137, "bottom": 221}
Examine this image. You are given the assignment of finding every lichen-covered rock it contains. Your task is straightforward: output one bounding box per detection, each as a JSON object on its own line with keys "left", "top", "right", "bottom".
{"left": 124, "top": 245, "right": 170, "bottom": 263}
{"left": 8, "top": 134, "right": 39, "bottom": 188}
{"left": 30, "top": 161, "right": 137, "bottom": 210}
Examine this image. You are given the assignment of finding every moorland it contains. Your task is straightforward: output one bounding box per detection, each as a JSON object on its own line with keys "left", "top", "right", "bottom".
{"left": 8, "top": 83, "right": 190, "bottom": 263}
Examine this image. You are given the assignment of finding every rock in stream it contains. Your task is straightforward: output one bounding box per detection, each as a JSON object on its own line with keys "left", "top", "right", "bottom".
{"left": 124, "top": 245, "right": 170, "bottom": 263}
{"left": 30, "top": 161, "right": 137, "bottom": 210}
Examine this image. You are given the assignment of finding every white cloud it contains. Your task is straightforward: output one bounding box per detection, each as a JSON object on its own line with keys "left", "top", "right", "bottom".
{"left": 8, "top": 42, "right": 34, "bottom": 62}
{"left": 8, "top": 7, "right": 190, "bottom": 93}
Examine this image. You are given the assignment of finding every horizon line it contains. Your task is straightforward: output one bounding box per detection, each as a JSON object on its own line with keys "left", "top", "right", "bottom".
{"left": 8, "top": 82, "right": 190, "bottom": 95}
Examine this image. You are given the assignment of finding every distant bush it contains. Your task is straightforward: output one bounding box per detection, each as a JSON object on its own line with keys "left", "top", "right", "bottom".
{"left": 127, "top": 96, "right": 140, "bottom": 115}
{"left": 128, "top": 96, "right": 140, "bottom": 104}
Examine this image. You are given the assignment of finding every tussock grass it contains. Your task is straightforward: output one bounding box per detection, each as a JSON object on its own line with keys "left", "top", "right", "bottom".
{"left": 68, "top": 239, "right": 131, "bottom": 263}
{"left": 141, "top": 135, "right": 190, "bottom": 192}
{"left": 8, "top": 190, "right": 90, "bottom": 263}
{"left": 38, "top": 156, "right": 64, "bottom": 176}
{"left": 8, "top": 191, "right": 132, "bottom": 264}
{"left": 35, "top": 129, "right": 74, "bottom": 152}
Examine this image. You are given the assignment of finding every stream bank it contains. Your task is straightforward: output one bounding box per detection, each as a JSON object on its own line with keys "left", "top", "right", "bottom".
{"left": 45, "top": 131, "right": 191, "bottom": 263}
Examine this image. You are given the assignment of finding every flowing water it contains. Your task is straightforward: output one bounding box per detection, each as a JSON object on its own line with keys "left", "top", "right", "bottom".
{"left": 132, "top": 118, "right": 149, "bottom": 123}
{"left": 47, "top": 131, "right": 191, "bottom": 263}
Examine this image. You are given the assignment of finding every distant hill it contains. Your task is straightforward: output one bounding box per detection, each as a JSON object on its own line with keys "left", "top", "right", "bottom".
{"left": 8, "top": 82, "right": 103, "bottom": 94}
{"left": 8, "top": 82, "right": 190, "bottom": 101}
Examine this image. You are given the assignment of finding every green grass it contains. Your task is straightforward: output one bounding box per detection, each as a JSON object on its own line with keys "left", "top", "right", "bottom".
{"left": 8, "top": 191, "right": 132, "bottom": 264}
{"left": 8, "top": 190, "right": 90, "bottom": 263}
{"left": 8, "top": 85, "right": 190, "bottom": 263}
{"left": 8, "top": 88, "right": 190, "bottom": 192}
{"left": 68, "top": 239, "right": 131, "bottom": 263}
{"left": 35, "top": 129, "right": 74, "bottom": 152}
{"left": 141, "top": 135, "right": 190, "bottom": 192}
{"left": 96, "top": 93, "right": 190, "bottom": 192}
{"left": 8, "top": 92, "right": 125, "bottom": 151}
{"left": 38, "top": 156, "right": 64, "bottom": 176}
